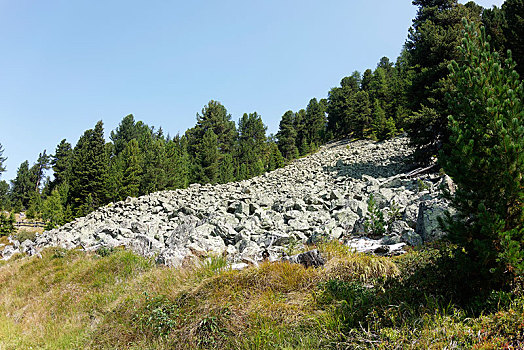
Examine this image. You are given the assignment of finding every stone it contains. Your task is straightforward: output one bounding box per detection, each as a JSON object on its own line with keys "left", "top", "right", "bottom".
{"left": 416, "top": 202, "right": 449, "bottom": 242}
{"left": 283, "top": 249, "right": 325, "bottom": 268}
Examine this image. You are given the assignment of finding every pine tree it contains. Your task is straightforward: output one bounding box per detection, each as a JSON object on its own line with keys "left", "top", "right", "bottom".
{"left": 110, "top": 114, "right": 140, "bottom": 155}
{"left": 406, "top": 0, "right": 483, "bottom": 163}
{"left": 70, "top": 121, "right": 109, "bottom": 216}
{"left": 165, "top": 135, "right": 190, "bottom": 189}
{"left": 237, "top": 112, "right": 267, "bottom": 178}
{"left": 42, "top": 189, "right": 64, "bottom": 229}
{"left": 121, "top": 139, "right": 142, "bottom": 198}
{"left": 294, "top": 109, "right": 309, "bottom": 155}
{"left": 441, "top": 22, "right": 524, "bottom": 276}
{"left": 0, "top": 211, "right": 15, "bottom": 236}
{"left": 30, "top": 150, "right": 50, "bottom": 192}
{"left": 11, "top": 160, "right": 34, "bottom": 208}
{"left": 0, "top": 143, "right": 6, "bottom": 175}
{"left": 198, "top": 129, "right": 219, "bottom": 184}
{"left": 305, "top": 98, "right": 326, "bottom": 147}
{"left": 267, "top": 142, "right": 285, "bottom": 171}
{"left": 276, "top": 111, "right": 299, "bottom": 160}
{"left": 218, "top": 153, "right": 235, "bottom": 184}
{"left": 51, "top": 139, "right": 73, "bottom": 190}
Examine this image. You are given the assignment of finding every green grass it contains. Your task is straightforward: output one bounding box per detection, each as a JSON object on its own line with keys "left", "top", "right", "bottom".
{"left": 0, "top": 243, "right": 522, "bottom": 349}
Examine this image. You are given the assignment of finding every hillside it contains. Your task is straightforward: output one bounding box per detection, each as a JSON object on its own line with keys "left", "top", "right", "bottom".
{"left": 0, "top": 137, "right": 522, "bottom": 349}
{"left": 4, "top": 137, "right": 450, "bottom": 265}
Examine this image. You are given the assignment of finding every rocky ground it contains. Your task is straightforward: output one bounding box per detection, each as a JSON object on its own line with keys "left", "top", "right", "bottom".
{"left": 2, "top": 137, "right": 455, "bottom": 268}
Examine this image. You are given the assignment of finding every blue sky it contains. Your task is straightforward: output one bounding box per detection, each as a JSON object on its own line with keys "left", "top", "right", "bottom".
{"left": 0, "top": 0, "right": 504, "bottom": 181}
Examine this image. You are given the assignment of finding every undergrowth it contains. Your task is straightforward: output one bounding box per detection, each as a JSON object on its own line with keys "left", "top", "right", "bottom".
{"left": 0, "top": 242, "right": 521, "bottom": 349}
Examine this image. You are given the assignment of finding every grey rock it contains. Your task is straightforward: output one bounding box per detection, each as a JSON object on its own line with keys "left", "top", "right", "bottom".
{"left": 416, "top": 202, "right": 448, "bottom": 242}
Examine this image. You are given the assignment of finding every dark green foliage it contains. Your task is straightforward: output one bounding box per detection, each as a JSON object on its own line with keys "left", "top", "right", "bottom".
{"left": 294, "top": 109, "right": 309, "bottom": 155}
{"left": 218, "top": 153, "right": 235, "bottom": 184}
{"left": 405, "top": 0, "right": 483, "bottom": 163}
{"left": 42, "top": 189, "right": 65, "bottom": 229}
{"left": 236, "top": 112, "right": 267, "bottom": 179}
{"left": 197, "top": 129, "right": 219, "bottom": 184}
{"left": 51, "top": 139, "right": 73, "bottom": 190}
{"left": 305, "top": 98, "right": 326, "bottom": 148}
{"left": 364, "top": 194, "right": 386, "bottom": 237}
{"left": 502, "top": 0, "right": 524, "bottom": 77}
{"left": 30, "top": 150, "right": 50, "bottom": 192}
{"left": 10, "top": 161, "right": 34, "bottom": 209}
{"left": 484, "top": 0, "right": 524, "bottom": 77}
{"left": 110, "top": 114, "right": 141, "bottom": 155}
{"left": 121, "top": 139, "right": 142, "bottom": 198}
{"left": 165, "top": 135, "right": 190, "bottom": 189}
{"left": 0, "top": 180, "right": 10, "bottom": 210}
{"left": 276, "top": 111, "right": 299, "bottom": 160}
{"left": 0, "top": 211, "right": 15, "bottom": 236}
{"left": 440, "top": 22, "right": 524, "bottom": 277}
{"left": 0, "top": 143, "right": 6, "bottom": 175}
{"left": 70, "top": 121, "right": 109, "bottom": 216}
{"left": 266, "top": 142, "right": 285, "bottom": 172}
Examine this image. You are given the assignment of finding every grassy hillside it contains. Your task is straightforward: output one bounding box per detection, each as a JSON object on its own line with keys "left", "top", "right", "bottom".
{"left": 0, "top": 243, "right": 522, "bottom": 349}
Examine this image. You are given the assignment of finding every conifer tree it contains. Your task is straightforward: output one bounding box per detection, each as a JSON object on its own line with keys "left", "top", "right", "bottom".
{"left": 218, "top": 153, "right": 235, "bottom": 183}
{"left": 51, "top": 139, "right": 73, "bottom": 190}
{"left": 305, "top": 98, "right": 326, "bottom": 148}
{"left": 237, "top": 112, "right": 267, "bottom": 178}
{"left": 406, "top": 0, "right": 483, "bottom": 163}
{"left": 121, "top": 139, "right": 142, "bottom": 198}
{"left": 110, "top": 114, "right": 140, "bottom": 155}
{"left": 276, "top": 111, "right": 299, "bottom": 160}
{"left": 0, "top": 143, "right": 6, "bottom": 175}
{"left": 0, "top": 212, "right": 15, "bottom": 236}
{"left": 42, "top": 189, "right": 64, "bottom": 229}
{"left": 441, "top": 22, "right": 524, "bottom": 276}
{"left": 198, "top": 129, "right": 219, "bottom": 184}
{"left": 165, "top": 135, "right": 190, "bottom": 189}
{"left": 11, "top": 160, "right": 34, "bottom": 208}
{"left": 294, "top": 109, "right": 309, "bottom": 155}
{"left": 70, "top": 121, "right": 109, "bottom": 216}
{"left": 30, "top": 150, "right": 50, "bottom": 192}
{"left": 267, "top": 142, "right": 285, "bottom": 171}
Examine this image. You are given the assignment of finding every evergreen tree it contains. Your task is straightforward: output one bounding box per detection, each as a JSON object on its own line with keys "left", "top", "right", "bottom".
{"left": 110, "top": 114, "right": 140, "bottom": 155}
{"left": 267, "top": 142, "right": 285, "bottom": 171}
{"left": 121, "top": 139, "right": 142, "bottom": 198}
{"left": 305, "top": 98, "right": 326, "bottom": 147}
{"left": 218, "top": 153, "right": 235, "bottom": 183}
{"left": 353, "top": 91, "right": 372, "bottom": 137}
{"left": 406, "top": 0, "right": 483, "bottom": 163}
{"left": 42, "top": 189, "right": 64, "bottom": 229}
{"left": 294, "top": 109, "right": 309, "bottom": 155}
{"left": 501, "top": 0, "right": 524, "bottom": 76}
{"left": 237, "top": 112, "right": 267, "bottom": 178}
{"left": 0, "top": 211, "right": 15, "bottom": 236}
{"left": 326, "top": 73, "right": 360, "bottom": 138}
{"left": 0, "top": 180, "right": 10, "bottom": 210}
{"left": 0, "top": 143, "right": 6, "bottom": 175}
{"left": 197, "top": 129, "right": 219, "bottom": 184}
{"left": 165, "top": 135, "right": 190, "bottom": 189}
{"left": 276, "top": 111, "right": 299, "bottom": 160}
{"left": 70, "top": 121, "right": 109, "bottom": 216}
{"left": 51, "top": 139, "right": 73, "bottom": 190}
{"left": 441, "top": 22, "right": 524, "bottom": 277}
{"left": 11, "top": 160, "right": 34, "bottom": 208}
{"left": 30, "top": 150, "right": 50, "bottom": 192}
{"left": 186, "top": 100, "right": 237, "bottom": 156}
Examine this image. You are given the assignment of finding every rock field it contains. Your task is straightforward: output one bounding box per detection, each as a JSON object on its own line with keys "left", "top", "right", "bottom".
{"left": 3, "top": 137, "right": 455, "bottom": 268}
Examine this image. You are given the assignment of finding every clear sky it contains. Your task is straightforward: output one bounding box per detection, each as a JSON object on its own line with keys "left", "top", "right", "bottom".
{"left": 0, "top": 0, "right": 505, "bottom": 181}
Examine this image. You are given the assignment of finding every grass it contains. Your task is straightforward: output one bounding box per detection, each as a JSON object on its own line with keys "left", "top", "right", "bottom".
{"left": 0, "top": 242, "right": 522, "bottom": 349}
